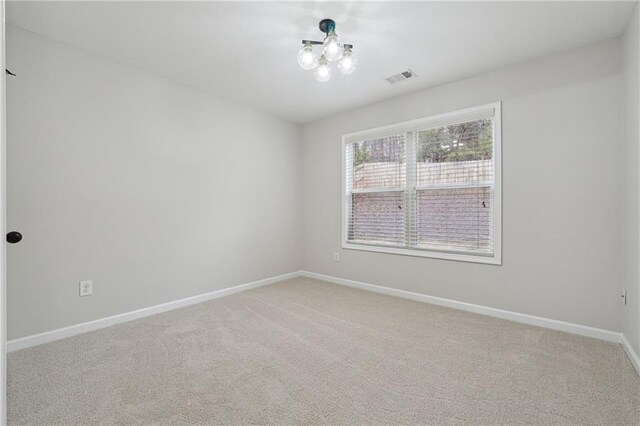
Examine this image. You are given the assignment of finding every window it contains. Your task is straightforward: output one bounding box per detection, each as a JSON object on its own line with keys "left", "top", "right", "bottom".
{"left": 342, "top": 103, "right": 501, "bottom": 264}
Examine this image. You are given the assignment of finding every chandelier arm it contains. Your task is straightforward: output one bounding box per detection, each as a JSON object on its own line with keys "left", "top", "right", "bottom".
{"left": 301, "top": 40, "right": 354, "bottom": 48}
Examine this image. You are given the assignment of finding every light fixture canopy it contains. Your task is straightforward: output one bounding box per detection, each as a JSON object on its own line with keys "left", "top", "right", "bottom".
{"left": 298, "top": 18, "right": 356, "bottom": 81}
{"left": 318, "top": 18, "right": 336, "bottom": 34}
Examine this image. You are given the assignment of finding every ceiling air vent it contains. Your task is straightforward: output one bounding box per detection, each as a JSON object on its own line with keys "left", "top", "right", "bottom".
{"left": 385, "top": 69, "right": 417, "bottom": 84}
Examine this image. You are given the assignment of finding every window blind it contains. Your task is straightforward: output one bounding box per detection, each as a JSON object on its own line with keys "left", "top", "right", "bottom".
{"left": 343, "top": 103, "right": 501, "bottom": 263}
{"left": 346, "top": 135, "right": 407, "bottom": 244}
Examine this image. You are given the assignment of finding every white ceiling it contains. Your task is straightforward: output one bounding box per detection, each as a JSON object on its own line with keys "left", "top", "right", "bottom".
{"left": 6, "top": 1, "right": 637, "bottom": 123}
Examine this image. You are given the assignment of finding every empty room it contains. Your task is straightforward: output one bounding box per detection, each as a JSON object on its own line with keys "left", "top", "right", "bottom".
{"left": 1, "top": 0, "right": 640, "bottom": 424}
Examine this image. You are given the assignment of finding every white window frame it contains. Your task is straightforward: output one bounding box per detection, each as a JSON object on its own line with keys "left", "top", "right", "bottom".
{"left": 341, "top": 102, "right": 502, "bottom": 265}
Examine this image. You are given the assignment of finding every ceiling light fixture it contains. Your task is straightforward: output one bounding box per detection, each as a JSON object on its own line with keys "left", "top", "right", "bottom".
{"left": 298, "top": 19, "right": 357, "bottom": 82}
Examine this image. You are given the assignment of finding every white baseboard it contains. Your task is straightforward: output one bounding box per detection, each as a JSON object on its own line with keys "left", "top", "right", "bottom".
{"left": 9, "top": 269, "right": 632, "bottom": 369}
{"left": 7, "top": 271, "right": 302, "bottom": 352}
{"left": 300, "top": 271, "right": 623, "bottom": 344}
{"left": 622, "top": 334, "right": 640, "bottom": 376}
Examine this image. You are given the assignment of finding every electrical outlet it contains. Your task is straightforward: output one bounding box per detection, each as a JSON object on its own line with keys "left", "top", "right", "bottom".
{"left": 333, "top": 252, "right": 340, "bottom": 262}
{"left": 79, "top": 280, "right": 93, "bottom": 297}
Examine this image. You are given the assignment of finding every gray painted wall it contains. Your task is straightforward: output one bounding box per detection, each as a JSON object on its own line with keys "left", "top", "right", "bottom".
{"left": 6, "top": 25, "right": 633, "bottom": 342}
{"left": 6, "top": 26, "right": 302, "bottom": 339}
{"left": 301, "top": 39, "right": 624, "bottom": 332}
{"left": 623, "top": 4, "right": 640, "bottom": 355}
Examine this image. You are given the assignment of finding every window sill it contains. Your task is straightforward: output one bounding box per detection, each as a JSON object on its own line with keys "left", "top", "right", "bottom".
{"left": 342, "top": 242, "right": 502, "bottom": 265}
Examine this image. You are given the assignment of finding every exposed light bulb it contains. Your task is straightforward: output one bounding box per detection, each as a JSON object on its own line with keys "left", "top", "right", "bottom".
{"left": 338, "top": 46, "right": 357, "bottom": 74}
{"left": 297, "top": 42, "right": 318, "bottom": 70}
{"left": 323, "top": 30, "right": 343, "bottom": 62}
{"left": 314, "top": 55, "right": 331, "bottom": 82}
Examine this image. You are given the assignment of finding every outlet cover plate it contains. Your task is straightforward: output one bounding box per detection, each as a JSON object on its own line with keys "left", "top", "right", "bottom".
{"left": 80, "top": 280, "right": 93, "bottom": 297}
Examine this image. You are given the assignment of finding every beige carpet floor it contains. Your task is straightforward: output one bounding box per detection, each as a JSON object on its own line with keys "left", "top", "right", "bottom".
{"left": 8, "top": 277, "right": 640, "bottom": 425}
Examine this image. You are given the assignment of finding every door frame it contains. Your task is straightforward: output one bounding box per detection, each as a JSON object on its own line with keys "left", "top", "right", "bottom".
{"left": 1, "top": 0, "right": 8, "bottom": 423}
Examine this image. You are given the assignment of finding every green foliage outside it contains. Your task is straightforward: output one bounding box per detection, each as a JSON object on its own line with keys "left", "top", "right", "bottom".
{"left": 418, "top": 119, "right": 493, "bottom": 163}
{"left": 352, "top": 138, "right": 404, "bottom": 167}
{"left": 352, "top": 118, "right": 493, "bottom": 167}
{"left": 353, "top": 143, "right": 371, "bottom": 166}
